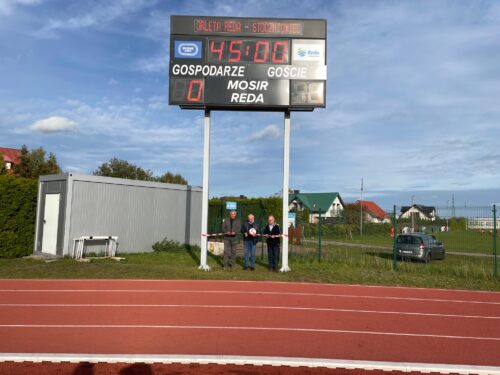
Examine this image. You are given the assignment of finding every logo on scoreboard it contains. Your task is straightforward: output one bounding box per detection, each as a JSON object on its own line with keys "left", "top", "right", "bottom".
{"left": 175, "top": 40, "right": 202, "bottom": 59}
{"left": 292, "top": 42, "right": 325, "bottom": 63}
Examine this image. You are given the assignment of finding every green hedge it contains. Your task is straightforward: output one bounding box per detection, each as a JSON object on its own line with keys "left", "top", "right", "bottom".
{"left": 0, "top": 176, "right": 38, "bottom": 258}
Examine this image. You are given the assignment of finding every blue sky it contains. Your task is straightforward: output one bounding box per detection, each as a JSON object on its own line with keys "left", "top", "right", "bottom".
{"left": 1, "top": 0, "right": 499, "bottom": 208}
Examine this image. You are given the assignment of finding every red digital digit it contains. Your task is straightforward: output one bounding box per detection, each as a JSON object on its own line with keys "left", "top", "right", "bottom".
{"left": 271, "top": 41, "right": 288, "bottom": 63}
{"left": 187, "top": 80, "right": 203, "bottom": 102}
{"left": 254, "top": 41, "right": 269, "bottom": 63}
{"left": 209, "top": 40, "right": 224, "bottom": 61}
{"left": 228, "top": 40, "right": 242, "bottom": 62}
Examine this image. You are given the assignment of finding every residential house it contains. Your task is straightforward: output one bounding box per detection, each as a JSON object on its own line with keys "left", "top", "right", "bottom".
{"left": 354, "top": 200, "right": 390, "bottom": 223}
{"left": 399, "top": 204, "right": 437, "bottom": 221}
{"left": 0, "top": 147, "right": 22, "bottom": 175}
{"left": 289, "top": 191, "right": 344, "bottom": 223}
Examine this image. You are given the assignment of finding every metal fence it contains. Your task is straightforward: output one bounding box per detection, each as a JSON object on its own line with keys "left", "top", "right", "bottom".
{"left": 207, "top": 201, "right": 498, "bottom": 280}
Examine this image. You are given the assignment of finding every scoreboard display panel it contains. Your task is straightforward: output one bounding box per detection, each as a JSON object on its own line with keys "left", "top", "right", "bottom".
{"left": 169, "top": 16, "right": 327, "bottom": 111}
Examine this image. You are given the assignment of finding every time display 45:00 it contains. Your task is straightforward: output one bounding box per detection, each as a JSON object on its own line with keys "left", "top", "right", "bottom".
{"left": 206, "top": 38, "right": 289, "bottom": 64}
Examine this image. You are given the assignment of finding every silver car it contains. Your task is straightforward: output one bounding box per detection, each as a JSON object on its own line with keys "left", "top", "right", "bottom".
{"left": 396, "top": 233, "right": 445, "bottom": 263}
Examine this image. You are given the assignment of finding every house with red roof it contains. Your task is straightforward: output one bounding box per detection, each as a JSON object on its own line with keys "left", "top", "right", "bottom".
{"left": 354, "top": 200, "right": 390, "bottom": 223}
{"left": 0, "top": 147, "right": 22, "bottom": 175}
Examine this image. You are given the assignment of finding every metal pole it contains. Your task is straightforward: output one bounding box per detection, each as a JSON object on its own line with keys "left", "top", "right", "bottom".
{"left": 392, "top": 205, "right": 397, "bottom": 271}
{"left": 199, "top": 110, "right": 211, "bottom": 271}
{"left": 360, "top": 177, "right": 363, "bottom": 236}
{"left": 280, "top": 111, "right": 291, "bottom": 272}
{"left": 493, "top": 204, "right": 497, "bottom": 279}
{"left": 318, "top": 210, "right": 322, "bottom": 261}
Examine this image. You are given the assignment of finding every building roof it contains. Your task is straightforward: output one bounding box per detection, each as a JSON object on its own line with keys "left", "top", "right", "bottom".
{"left": 400, "top": 204, "right": 436, "bottom": 217}
{"left": 0, "top": 147, "right": 21, "bottom": 164}
{"left": 289, "top": 192, "right": 343, "bottom": 212}
{"left": 354, "top": 200, "right": 388, "bottom": 220}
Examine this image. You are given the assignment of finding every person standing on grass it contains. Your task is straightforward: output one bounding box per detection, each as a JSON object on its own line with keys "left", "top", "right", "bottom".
{"left": 263, "top": 215, "right": 281, "bottom": 272}
{"left": 222, "top": 210, "right": 241, "bottom": 270}
{"left": 241, "top": 213, "right": 259, "bottom": 271}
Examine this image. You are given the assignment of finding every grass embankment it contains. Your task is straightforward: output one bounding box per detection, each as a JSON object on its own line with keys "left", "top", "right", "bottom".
{"left": 0, "top": 243, "right": 498, "bottom": 291}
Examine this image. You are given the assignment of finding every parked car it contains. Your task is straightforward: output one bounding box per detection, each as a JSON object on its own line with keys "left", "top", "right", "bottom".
{"left": 395, "top": 233, "right": 445, "bottom": 263}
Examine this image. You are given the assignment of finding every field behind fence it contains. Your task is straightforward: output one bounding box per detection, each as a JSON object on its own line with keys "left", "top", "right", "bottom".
{"left": 208, "top": 201, "right": 499, "bottom": 283}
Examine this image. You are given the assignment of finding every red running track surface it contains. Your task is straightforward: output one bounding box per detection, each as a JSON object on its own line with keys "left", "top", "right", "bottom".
{"left": 0, "top": 279, "right": 499, "bottom": 367}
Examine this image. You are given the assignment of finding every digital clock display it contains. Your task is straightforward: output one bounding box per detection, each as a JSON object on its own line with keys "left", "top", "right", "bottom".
{"left": 207, "top": 39, "right": 289, "bottom": 64}
{"left": 169, "top": 16, "right": 327, "bottom": 111}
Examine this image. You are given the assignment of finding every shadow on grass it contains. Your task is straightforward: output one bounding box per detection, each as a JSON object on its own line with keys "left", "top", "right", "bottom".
{"left": 185, "top": 245, "right": 200, "bottom": 265}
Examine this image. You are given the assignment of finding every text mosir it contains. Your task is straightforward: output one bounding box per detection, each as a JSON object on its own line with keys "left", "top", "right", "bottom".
{"left": 227, "top": 80, "right": 269, "bottom": 91}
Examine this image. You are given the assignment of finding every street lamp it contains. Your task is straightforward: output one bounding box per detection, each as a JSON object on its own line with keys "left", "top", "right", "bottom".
{"left": 313, "top": 203, "right": 322, "bottom": 261}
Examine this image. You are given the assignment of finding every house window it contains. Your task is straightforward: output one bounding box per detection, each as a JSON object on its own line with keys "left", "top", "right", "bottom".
{"left": 5, "top": 162, "right": 11, "bottom": 170}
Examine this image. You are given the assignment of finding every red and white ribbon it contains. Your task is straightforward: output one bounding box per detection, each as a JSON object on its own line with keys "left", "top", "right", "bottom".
{"left": 202, "top": 232, "right": 288, "bottom": 238}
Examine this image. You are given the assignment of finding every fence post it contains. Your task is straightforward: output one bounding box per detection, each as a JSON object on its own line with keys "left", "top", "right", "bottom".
{"left": 493, "top": 204, "right": 498, "bottom": 279}
{"left": 318, "top": 210, "right": 322, "bottom": 262}
{"left": 392, "top": 205, "right": 397, "bottom": 271}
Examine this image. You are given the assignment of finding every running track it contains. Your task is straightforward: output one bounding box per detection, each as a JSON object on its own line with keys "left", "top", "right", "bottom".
{"left": 0, "top": 279, "right": 499, "bottom": 372}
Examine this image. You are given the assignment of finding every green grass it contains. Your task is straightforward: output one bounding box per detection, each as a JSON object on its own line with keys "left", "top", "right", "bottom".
{"left": 0, "top": 245, "right": 498, "bottom": 291}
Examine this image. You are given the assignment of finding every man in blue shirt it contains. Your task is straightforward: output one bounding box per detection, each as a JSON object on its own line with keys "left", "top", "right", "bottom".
{"left": 241, "top": 213, "right": 259, "bottom": 271}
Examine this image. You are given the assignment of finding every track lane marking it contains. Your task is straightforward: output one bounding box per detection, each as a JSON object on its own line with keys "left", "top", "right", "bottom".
{"left": 1, "top": 289, "right": 499, "bottom": 305}
{"left": 1, "top": 354, "right": 499, "bottom": 374}
{"left": 2, "top": 278, "right": 500, "bottom": 296}
{"left": 0, "top": 303, "right": 499, "bottom": 320}
{"left": 1, "top": 324, "right": 499, "bottom": 341}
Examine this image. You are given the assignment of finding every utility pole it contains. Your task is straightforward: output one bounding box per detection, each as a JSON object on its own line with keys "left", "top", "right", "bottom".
{"left": 411, "top": 195, "right": 415, "bottom": 232}
{"left": 360, "top": 177, "right": 363, "bottom": 236}
{"left": 452, "top": 194, "right": 456, "bottom": 217}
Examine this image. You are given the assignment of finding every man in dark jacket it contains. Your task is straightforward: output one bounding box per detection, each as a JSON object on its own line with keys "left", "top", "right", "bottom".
{"left": 263, "top": 215, "right": 280, "bottom": 272}
{"left": 241, "top": 213, "right": 259, "bottom": 271}
{"left": 222, "top": 210, "right": 241, "bottom": 270}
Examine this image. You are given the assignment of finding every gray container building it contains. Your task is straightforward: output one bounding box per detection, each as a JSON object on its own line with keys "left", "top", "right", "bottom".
{"left": 34, "top": 173, "right": 202, "bottom": 257}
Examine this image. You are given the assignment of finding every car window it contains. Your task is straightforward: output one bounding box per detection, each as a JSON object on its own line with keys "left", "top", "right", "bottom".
{"left": 397, "top": 236, "right": 407, "bottom": 244}
{"left": 410, "top": 236, "right": 422, "bottom": 245}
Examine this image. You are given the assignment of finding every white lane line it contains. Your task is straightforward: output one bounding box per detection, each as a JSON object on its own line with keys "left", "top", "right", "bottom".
{"left": 1, "top": 354, "right": 499, "bottom": 375}
{"left": 0, "top": 303, "right": 499, "bottom": 320}
{"left": 0, "top": 324, "right": 499, "bottom": 341}
{"left": 1, "top": 289, "right": 499, "bottom": 305}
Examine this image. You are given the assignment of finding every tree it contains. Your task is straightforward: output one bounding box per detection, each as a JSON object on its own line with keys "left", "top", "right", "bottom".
{"left": 343, "top": 203, "right": 361, "bottom": 225}
{"left": 300, "top": 207, "right": 310, "bottom": 224}
{"left": 13, "top": 145, "right": 61, "bottom": 179}
{"left": 0, "top": 154, "right": 6, "bottom": 175}
{"left": 94, "top": 158, "right": 154, "bottom": 181}
{"left": 155, "top": 172, "right": 188, "bottom": 185}
{"left": 94, "top": 158, "right": 188, "bottom": 185}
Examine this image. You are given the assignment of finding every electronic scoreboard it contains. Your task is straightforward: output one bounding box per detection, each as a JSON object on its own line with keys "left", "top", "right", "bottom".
{"left": 169, "top": 16, "right": 327, "bottom": 111}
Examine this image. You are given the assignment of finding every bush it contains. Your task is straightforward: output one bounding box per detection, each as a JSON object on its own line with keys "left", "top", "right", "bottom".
{"left": 0, "top": 176, "right": 38, "bottom": 258}
{"left": 152, "top": 238, "right": 200, "bottom": 253}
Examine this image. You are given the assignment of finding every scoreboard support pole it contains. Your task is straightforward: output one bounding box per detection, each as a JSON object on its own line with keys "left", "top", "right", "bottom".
{"left": 199, "top": 109, "right": 211, "bottom": 271}
{"left": 281, "top": 111, "right": 291, "bottom": 272}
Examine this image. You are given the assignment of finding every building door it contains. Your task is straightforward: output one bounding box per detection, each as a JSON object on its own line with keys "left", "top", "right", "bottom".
{"left": 41, "top": 193, "right": 60, "bottom": 255}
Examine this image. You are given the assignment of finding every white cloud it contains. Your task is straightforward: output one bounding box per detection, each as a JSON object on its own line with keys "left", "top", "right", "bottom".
{"left": 0, "top": 0, "right": 41, "bottom": 15}
{"left": 35, "top": 0, "right": 156, "bottom": 38}
{"left": 30, "top": 116, "right": 77, "bottom": 133}
{"left": 133, "top": 53, "right": 168, "bottom": 73}
{"left": 248, "top": 124, "right": 281, "bottom": 142}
